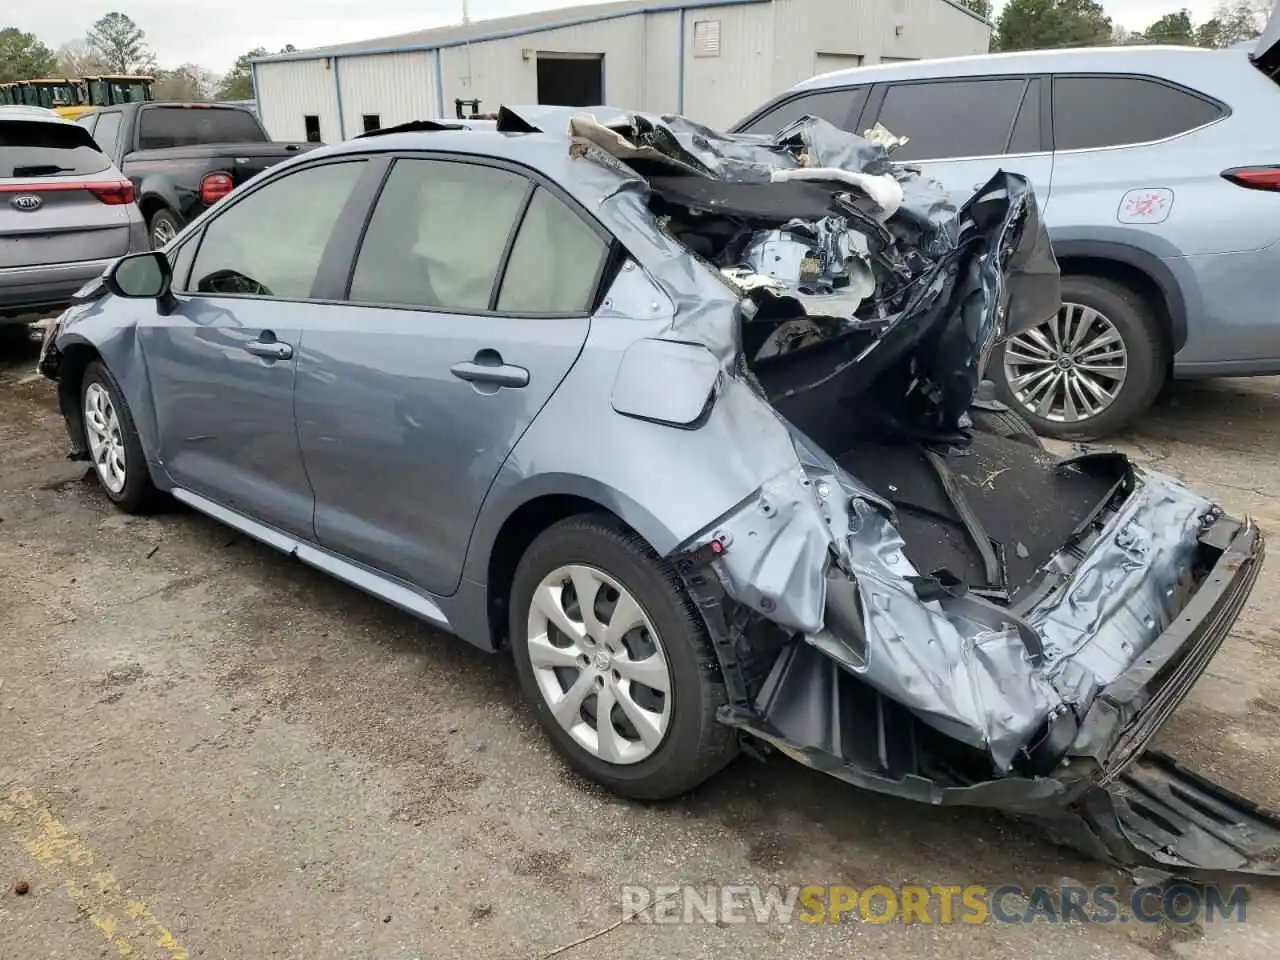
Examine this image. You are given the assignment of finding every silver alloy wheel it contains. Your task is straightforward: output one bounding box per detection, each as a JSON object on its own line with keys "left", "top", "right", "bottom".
{"left": 150, "top": 216, "right": 176, "bottom": 247}
{"left": 83, "top": 382, "right": 127, "bottom": 494}
{"left": 526, "top": 564, "right": 672, "bottom": 765}
{"left": 1002, "top": 301, "right": 1129, "bottom": 423}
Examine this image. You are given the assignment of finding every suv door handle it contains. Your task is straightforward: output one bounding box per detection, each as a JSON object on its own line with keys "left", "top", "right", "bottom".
{"left": 244, "top": 336, "right": 293, "bottom": 361}
{"left": 450, "top": 349, "right": 529, "bottom": 388}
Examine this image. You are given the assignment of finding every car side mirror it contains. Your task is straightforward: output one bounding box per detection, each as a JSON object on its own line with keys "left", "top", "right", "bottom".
{"left": 105, "top": 251, "right": 177, "bottom": 315}
{"left": 106, "top": 251, "right": 170, "bottom": 298}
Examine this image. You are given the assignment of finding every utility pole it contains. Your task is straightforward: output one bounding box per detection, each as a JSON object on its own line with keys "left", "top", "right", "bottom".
{"left": 462, "top": 0, "right": 471, "bottom": 24}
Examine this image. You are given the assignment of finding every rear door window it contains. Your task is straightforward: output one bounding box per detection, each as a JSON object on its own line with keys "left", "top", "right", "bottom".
{"left": 872, "top": 78, "right": 1028, "bottom": 161}
{"left": 136, "top": 106, "right": 267, "bottom": 150}
{"left": 0, "top": 119, "right": 110, "bottom": 178}
{"left": 497, "top": 187, "right": 608, "bottom": 314}
{"left": 91, "top": 112, "right": 122, "bottom": 158}
{"left": 1051, "top": 75, "right": 1225, "bottom": 151}
{"left": 348, "top": 159, "right": 531, "bottom": 311}
{"left": 737, "top": 87, "right": 869, "bottom": 135}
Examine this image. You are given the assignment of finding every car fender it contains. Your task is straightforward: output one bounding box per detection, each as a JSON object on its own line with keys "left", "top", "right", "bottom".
{"left": 461, "top": 356, "right": 805, "bottom": 588}
{"left": 51, "top": 310, "right": 167, "bottom": 484}
{"left": 133, "top": 173, "right": 189, "bottom": 225}
{"left": 1048, "top": 230, "right": 1193, "bottom": 352}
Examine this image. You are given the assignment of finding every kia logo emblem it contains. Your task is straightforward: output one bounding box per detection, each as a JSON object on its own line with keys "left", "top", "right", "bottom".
{"left": 10, "top": 195, "right": 42, "bottom": 212}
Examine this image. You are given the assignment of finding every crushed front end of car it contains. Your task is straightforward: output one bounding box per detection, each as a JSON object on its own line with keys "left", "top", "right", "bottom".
{"left": 503, "top": 106, "right": 1273, "bottom": 877}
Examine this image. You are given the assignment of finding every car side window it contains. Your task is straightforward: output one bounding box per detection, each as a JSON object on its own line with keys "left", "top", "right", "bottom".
{"left": 497, "top": 187, "right": 608, "bottom": 314}
{"left": 91, "top": 112, "right": 122, "bottom": 157}
{"left": 76, "top": 114, "right": 98, "bottom": 135}
{"left": 183, "top": 160, "right": 365, "bottom": 298}
{"left": 348, "top": 158, "right": 530, "bottom": 311}
{"left": 1051, "top": 75, "right": 1225, "bottom": 151}
{"left": 738, "top": 87, "right": 868, "bottom": 136}
{"left": 1006, "top": 78, "right": 1042, "bottom": 154}
{"left": 874, "top": 78, "right": 1028, "bottom": 161}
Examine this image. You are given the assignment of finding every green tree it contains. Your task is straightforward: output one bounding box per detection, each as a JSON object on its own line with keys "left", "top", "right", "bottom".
{"left": 87, "top": 12, "right": 156, "bottom": 74}
{"left": 154, "top": 64, "right": 216, "bottom": 101}
{"left": 0, "top": 27, "right": 57, "bottom": 82}
{"left": 217, "top": 47, "right": 268, "bottom": 100}
{"left": 1141, "top": 9, "right": 1195, "bottom": 43}
{"left": 994, "top": 0, "right": 1113, "bottom": 51}
{"left": 1194, "top": 17, "right": 1224, "bottom": 46}
{"left": 1211, "top": 0, "right": 1268, "bottom": 45}
{"left": 960, "top": 0, "right": 994, "bottom": 19}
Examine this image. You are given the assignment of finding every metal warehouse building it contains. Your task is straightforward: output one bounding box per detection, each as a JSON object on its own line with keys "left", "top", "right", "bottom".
{"left": 251, "top": 0, "right": 990, "bottom": 142}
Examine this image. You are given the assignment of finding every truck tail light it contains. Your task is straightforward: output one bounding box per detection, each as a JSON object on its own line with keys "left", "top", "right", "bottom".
{"left": 200, "top": 172, "right": 235, "bottom": 205}
{"left": 87, "top": 181, "right": 136, "bottom": 205}
{"left": 1221, "top": 166, "right": 1280, "bottom": 191}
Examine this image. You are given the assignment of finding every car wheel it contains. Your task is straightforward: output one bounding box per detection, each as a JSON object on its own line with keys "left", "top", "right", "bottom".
{"left": 81, "top": 359, "right": 159, "bottom": 512}
{"left": 509, "top": 514, "right": 738, "bottom": 800}
{"left": 994, "top": 275, "right": 1167, "bottom": 440}
{"left": 147, "top": 209, "right": 181, "bottom": 249}
{"left": 969, "top": 405, "right": 1043, "bottom": 448}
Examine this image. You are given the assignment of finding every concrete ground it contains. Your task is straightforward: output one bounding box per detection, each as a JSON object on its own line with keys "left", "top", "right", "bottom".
{"left": 3, "top": 323, "right": 1280, "bottom": 959}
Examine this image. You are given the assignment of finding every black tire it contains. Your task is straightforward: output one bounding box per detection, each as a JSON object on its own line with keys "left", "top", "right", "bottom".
{"left": 509, "top": 514, "right": 737, "bottom": 800}
{"left": 993, "top": 275, "right": 1168, "bottom": 440}
{"left": 80, "top": 359, "right": 160, "bottom": 513}
{"left": 147, "top": 209, "right": 182, "bottom": 249}
{"left": 969, "top": 405, "right": 1043, "bottom": 448}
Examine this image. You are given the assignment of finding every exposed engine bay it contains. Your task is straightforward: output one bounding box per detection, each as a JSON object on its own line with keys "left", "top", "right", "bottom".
{"left": 493, "top": 105, "right": 1274, "bottom": 879}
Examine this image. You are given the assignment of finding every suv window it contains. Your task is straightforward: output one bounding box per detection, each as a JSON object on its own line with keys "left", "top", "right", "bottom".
{"left": 738, "top": 87, "right": 868, "bottom": 136}
{"left": 186, "top": 160, "right": 365, "bottom": 298}
{"left": 137, "top": 106, "right": 267, "bottom": 151}
{"left": 1051, "top": 76, "right": 1224, "bottom": 151}
{"left": 497, "top": 188, "right": 608, "bottom": 314}
{"left": 874, "top": 78, "right": 1028, "bottom": 161}
{"left": 349, "top": 159, "right": 530, "bottom": 311}
{"left": 91, "top": 113, "right": 121, "bottom": 157}
{"left": 0, "top": 119, "right": 110, "bottom": 178}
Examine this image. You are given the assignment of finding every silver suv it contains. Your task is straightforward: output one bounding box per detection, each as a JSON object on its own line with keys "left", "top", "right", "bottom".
{"left": 736, "top": 26, "right": 1280, "bottom": 438}
{"left": 0, "top": 106, "right": 147, "bottom": 324}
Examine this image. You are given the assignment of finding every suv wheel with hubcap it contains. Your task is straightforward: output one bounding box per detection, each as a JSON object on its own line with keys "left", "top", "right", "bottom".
{"left": 994, "top": 275, "right": 1167, "bottom": 440}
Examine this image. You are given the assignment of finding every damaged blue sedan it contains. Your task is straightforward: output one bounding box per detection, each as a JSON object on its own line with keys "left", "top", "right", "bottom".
{"left": 38, "top": 106, "right": 1271, "bottom": 878}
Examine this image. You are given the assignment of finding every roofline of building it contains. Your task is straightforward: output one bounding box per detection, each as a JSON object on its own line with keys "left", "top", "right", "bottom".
{"left": 253, "top": 0, "right": 988, "bottom": 66}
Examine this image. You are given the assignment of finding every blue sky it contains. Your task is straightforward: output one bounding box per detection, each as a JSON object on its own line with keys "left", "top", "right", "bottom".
{"left": 14, "top": 0, "right": 1232, "bottom": 72}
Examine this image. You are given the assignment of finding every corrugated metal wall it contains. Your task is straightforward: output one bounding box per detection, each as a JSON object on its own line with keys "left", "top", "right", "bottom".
{"left": 337, "top": 51, "right": 440, "bottom": 134}
{"left": 254, "top": 0, "right": 990, "bottom": 139}
{"left": 439, "top": 16, "right": 651, "bottom": 115}
{"left": 770, "top": 0, "right": 990, "bottom": 94}
{"left": 255, "top": 59, "right": 341, "bottom": 143}
{"left": 681, "top": 3, "right": 776, "bottom": 129}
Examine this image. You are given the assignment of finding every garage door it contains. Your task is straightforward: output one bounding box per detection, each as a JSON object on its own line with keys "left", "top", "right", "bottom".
{"left": 815, "top": 52, "right": 863, "bottom": 74}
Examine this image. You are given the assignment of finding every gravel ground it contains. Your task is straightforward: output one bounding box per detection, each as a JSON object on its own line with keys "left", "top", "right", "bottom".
{"left": 3, "top": 323, "right": 1280, "bottom": 959}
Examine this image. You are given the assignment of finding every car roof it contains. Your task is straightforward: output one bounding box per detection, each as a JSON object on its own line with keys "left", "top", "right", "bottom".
{"left": 0, "top": 105, "right": 68, "bottom": 122}
{"left": 792, "top": 44, "right": 1226, "bottom": 91}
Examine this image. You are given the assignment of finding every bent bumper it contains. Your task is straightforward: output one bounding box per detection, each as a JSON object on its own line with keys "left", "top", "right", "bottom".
{"left": 1072, "top": 516, "right": 1264, "bottom": 783}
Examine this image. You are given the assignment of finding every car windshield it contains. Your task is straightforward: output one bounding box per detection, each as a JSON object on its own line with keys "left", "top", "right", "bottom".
{"left": 136, "top": 106, "right": 266, "bottom": 150}
{"left": 0, "top": 119, "right": 110, "bottom": 178}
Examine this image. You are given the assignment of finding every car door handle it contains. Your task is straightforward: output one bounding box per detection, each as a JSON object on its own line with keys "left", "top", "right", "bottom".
{"left": 244, "top": 338, "right": 293, "bottom": 361}
{"left": 450, "top": 350, "right": 529, "bottom": 388}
